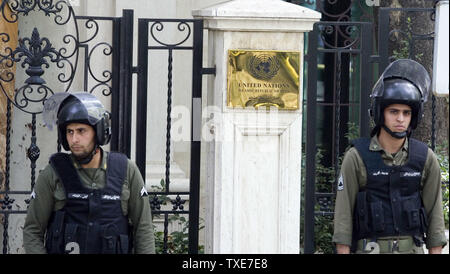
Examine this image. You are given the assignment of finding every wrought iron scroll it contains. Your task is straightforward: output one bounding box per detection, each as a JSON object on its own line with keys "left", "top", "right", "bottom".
{"left": 136, "top": 19, "right": 202, "bottom": 254}
{"left": 304, "top": 18, "right": 373, "bottom": 254}
{"left": 0, "top": 0, "right": 76, "bottom": 114}
{"left": 0, "top": 0, "right": 122, "bottom": 254}
{"left": 303, "top": 1, "right": 438, "bottom": 255}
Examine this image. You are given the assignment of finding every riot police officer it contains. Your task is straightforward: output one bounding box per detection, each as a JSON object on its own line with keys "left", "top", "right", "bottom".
{"left": 332, "top": 59, "right": 447, "bottom": 254}
{"left": 23, "top": 92, "right": 155, "bottom": 254}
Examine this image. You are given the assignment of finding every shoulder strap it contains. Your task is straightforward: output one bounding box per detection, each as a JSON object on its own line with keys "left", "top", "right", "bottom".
{"left": 105, "top": 152, "right": 129, "bottom": 194}
{"left": 350, "top": 137, "right": 370, "bottom": 150}
{"left": 407, "top": 138, "right": 428, "bottom": 173}
{"left": 351, "top": 138, "right": 384, "bottom": 172}
{"left": 49, "top": 153, "right": 85, "bottom": 194}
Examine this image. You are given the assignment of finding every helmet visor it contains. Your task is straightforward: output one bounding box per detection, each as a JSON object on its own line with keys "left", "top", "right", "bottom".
{"left": 371, "top": 59, "right": 430, "bottom": 102}
{"left": 43, "top": 92, "right": 107, "bottom": 130}
{"left": 43, "top": 92, "right": 71, "bottom": 131}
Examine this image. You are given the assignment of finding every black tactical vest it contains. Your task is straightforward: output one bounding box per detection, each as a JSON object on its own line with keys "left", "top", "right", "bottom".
{"left": 45, "top": 152, "right": 132, "bottom": 254}
{"left": 351, "top": 138, "right": 429, "bottom": 241}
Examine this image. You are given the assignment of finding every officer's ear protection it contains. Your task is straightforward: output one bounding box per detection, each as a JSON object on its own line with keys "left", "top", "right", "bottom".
{"left": 369, "top": 98, "right": 384, "bottom": 127}
{"left": 96, "top": 111, "right": 112, "bottom": 146}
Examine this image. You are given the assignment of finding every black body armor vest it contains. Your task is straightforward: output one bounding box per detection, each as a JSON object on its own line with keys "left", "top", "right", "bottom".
{"left": 45, "top": 152, "right": 132, "bottom": 254}
{"left": 351, "top": 138, "right": 429, "bottom": 241}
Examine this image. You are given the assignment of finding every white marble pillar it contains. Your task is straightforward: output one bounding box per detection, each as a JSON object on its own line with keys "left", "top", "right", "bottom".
{"left": 193, "top": 0, "right": 320, "bottom": 254}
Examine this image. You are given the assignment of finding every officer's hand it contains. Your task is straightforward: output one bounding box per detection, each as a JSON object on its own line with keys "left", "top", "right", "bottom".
{"left": 336, "top": 244, "right": 350, "bottom": 254}
{"left": 428, "top": 246, "right": 442, "bottom": 254}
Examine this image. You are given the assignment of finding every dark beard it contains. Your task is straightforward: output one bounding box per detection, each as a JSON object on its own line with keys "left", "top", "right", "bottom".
{"left": 73, "top": 150, "right": 91, "bottom": 161}
{"left": 72, "top": 145, "right": 97, "bottom": 164}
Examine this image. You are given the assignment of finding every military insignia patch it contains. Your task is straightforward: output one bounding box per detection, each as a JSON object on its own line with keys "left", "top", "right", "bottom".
{"left": 140, "top": 186, "right": 149, "bottom": 197}
{"left": 337, "top": 174, "right": 344, "bottom": 191}
{"left": 30, "top": 190, "right": 36, "bottom": 199}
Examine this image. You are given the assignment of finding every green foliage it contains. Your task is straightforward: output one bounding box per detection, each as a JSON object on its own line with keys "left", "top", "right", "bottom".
{"left": 151, "top": 179, "right": 205, "bottom": 254}
{"left": 306, "top": 122, "right": 358, "bottom": 254}
{"left": 435, "top": 142, "right": 449, "bottom": 229}
{"left": 345, "top": 121, "right": 360, "bottom": 141}
{"left": 312, "top": 149, "right": 336, "bottom": 253}
{"left": 314, "top": 148, "right": 336, "bottom": 192}
{"left": 154, "top": 214, "right": 205, "bottom": 254}
{"left": 314, "top": 215, "right": 335, "bottom": 254}
{"left": 392, "top": 17, "right": 424, "bottom": 61}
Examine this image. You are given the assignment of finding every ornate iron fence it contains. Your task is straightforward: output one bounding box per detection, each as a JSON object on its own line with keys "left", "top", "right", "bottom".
{"left": 304, "top": 19, "right": 374, "bottom": 254}
{"left": 0, "top": 0, "right": 130, "bottom": 254}
{"left": 135, "top": 18, "right": 211, "bottom": 254}
{"left": 0, "top": 0, "right": 205, "bottom": 254}
{"left": 296, "top": 0, "right": 439, "bottom": 254}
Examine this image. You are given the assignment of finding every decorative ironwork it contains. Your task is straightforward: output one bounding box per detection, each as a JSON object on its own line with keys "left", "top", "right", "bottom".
{"left": 0, "top": 3, "right": 118, "bottom": 113}
{"left": 12, "top": 27, "right": 61, "bottom": 85}
{"left": 304, "top": 1, "right": 370, "bottom": 255}
{"left": 431, "top": 94, "right": 436, "bottom": 150}
{"left": 171, "top": 195, "right": 186, "bottom": 211}
{"left": 2, "top": 213, "right": 9, "bottom": 254}
{"left": 334, "top": 52, "right": 342, "bottom": 190}
{"left": 163, "top": 214, "right": 169, "bottom": 253}
{"left": 28, "top": 114, "right": 39, "bottom": 190}
{"left": 87, "top": 41, "right": 113, "bottom": 96}
{"left": 0, "top": 194, "right": 14, "bottom": 210}
{"left": 303, "top": 1, "right": 439, "bottom": 254}
{"left": 166, "top": 49, "right": 173, "bottom": 189}
{"left": 316, "top": 193, "right": 334, "bottom": 214}
{"left": 1, "top": 3, "right": 66, "bottom": 113}
{"left": 149, "top": 21, "right": 191, "bottom": 47}
{"left": 9, "top": 0, "right": 58, "bottom": 17}
{"left": 27, "top": 142, "right": 40, "bottom": 164}
{"left": 10, "top": 85, "right": 53, "bottom": 114}
{"left": 145, "top": 20, "right": 194, "bottom": 192}
{"left": 318, "top": 24, "right": 362, "bottom": 50}
{"left": 136, "top": 18, "right": 204, "bottom": 254}
{"left": 0, "top": 0, "right": 132, "bottom": 254}
{"left": 1, "top": 2, "right": 203, "bottom": 255}
{"left": 1, "top": 100, "right": 12, "bottom": 254}
{"left": 150, "top": 195, "right": 163, "bottom": 211}
{"left": 5, "top": 100, "right": 11, "bottom": 191}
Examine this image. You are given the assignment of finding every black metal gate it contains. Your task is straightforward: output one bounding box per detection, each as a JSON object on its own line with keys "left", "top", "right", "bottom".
{"left": 300, "top": 0, "right": 438, "bottom": 254}
{"left": 0, "top": 0, "right": 205, "bottom": 254}
{"left": 304, "top": 19, "right": 374, "bottom": 254}
{"left": 134, "top": 18, "right": 213, "bottom": 254}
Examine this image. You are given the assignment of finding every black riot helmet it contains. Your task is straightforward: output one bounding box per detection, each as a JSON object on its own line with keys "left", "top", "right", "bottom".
{"left": 43, "top": 92, "right": 111, "bottom": 152}
{"left": 369, "top": 59, "right": 430, "bottom": 138}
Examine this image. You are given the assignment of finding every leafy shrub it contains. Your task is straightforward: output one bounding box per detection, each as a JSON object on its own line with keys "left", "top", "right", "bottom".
{"left": 151, "top": 179, "right": 205, "bottom": 254}
{"left": 154, "top": 214, "right": 205, "bottom": 254}
{"left": 435, "top": 142, "right": 449, "bottom": 229}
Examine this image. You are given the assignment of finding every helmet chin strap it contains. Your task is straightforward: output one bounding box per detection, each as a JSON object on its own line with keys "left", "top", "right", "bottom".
{"left": 75, "top": 144, "right": 99, "bottom": 165}
{"left": 382, "top": 125, "right": 408, "bottom": 139}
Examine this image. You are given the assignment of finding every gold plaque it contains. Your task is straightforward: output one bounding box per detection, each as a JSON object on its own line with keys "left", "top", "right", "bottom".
{"left": 227, "top": 49, "right": 300, "bottom": 110}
